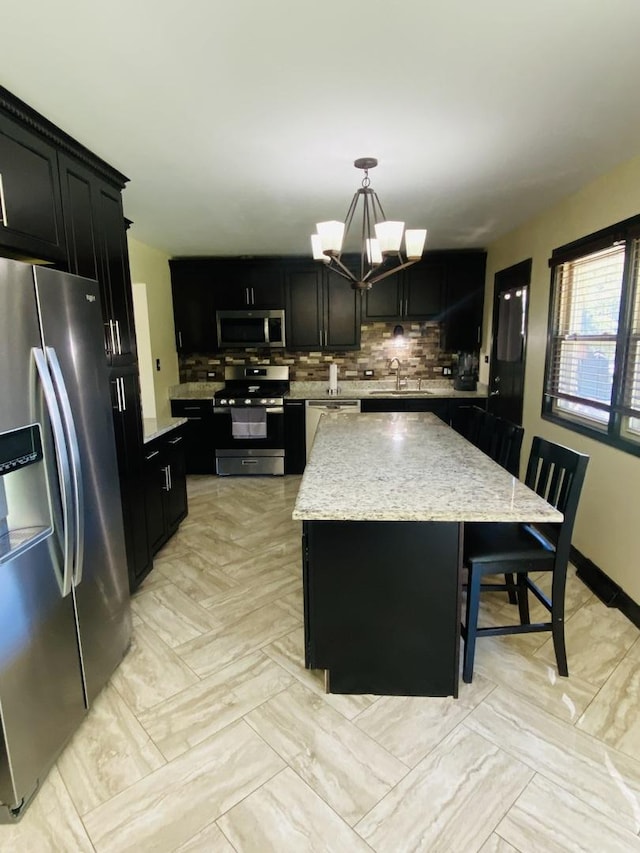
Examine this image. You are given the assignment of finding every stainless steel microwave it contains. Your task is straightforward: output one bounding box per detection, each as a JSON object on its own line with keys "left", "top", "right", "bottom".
{"left": 216, "top": 309, "right": 286, "bottom": 349}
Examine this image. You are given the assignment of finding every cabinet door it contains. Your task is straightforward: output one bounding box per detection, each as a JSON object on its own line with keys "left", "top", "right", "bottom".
{"left": 0, "top": 113, "right": 65, "bottom": 261}
{"left": 324, "top": 270, "right": 361, "bottom": 349}
{"left": 285, "top": 263, "right": 323, "bottom": 349}
{"left": 97, "top": 185, "right": 136, "bottom": 364}
{"left": 441, "top": 252, "right": 486, "bottom": 352}
{"left": 143, "top": 444, "right": 167, "bottom": 554}
{"left": 284, "top": 400, "right": 306, "bottom": 474}
{"left": 165, "top": 432, "right": 188, "bottom": 531}
{"left": 364, "top": 276, "right": 403, "bottom": 320}
{"left": 170, "top": 261, "right": 216, "bottom": 353}
{"left": 58, "top": 153, "right": 102, "bottom": 281}
{"left": 403, "top": 260, "right": 445, "bottom": 319}
{"left": 170, "top": 399, "right": 216, "bottom": 472}
{"left": 111, "top": 369, "right": 151, "bottom": 589}
{"left": 213, "top": 259, "right": 284, "bottom": 309}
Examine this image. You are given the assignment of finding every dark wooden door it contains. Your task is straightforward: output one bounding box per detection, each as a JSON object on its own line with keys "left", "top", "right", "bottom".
{"left": 488, "top": 259, "right": 531, "bottom": 424}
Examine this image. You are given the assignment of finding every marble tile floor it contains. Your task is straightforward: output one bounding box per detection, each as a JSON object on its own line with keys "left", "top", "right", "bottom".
{"left": 3, "top": 474, "right": 640, "bottom": 852}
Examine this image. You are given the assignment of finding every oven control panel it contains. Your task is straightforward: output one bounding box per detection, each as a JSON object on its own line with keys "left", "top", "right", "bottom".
{"left": 216, "top": 397, "right": 282, "bottom": 407}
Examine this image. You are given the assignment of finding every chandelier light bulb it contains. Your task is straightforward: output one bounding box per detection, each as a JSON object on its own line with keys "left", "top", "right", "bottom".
{"left": 405, "top": 229, "right": 427, "bottom": 260}
{"left": 316, "top": 221, "right": 345, "bottom": 255}
{"left": 311, "top": 234, "right": 330, "bottom": 262}
{"left": 366, "top": 238, "right": 383, "bottom": 265}
{"left": 374, "top": 221, "right": 404, "bottom": 254}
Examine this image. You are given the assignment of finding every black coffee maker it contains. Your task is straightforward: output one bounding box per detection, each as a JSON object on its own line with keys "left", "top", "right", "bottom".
{"left": 454, "top": 351, "right": 478, "bottom": 391}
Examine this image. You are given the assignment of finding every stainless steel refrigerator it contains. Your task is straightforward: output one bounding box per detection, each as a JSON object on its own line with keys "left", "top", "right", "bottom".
{"left": 0, "top": 258, "right": 131, "bottom": 821}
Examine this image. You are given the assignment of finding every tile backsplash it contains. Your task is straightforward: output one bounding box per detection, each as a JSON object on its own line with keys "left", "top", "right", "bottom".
{"left": 179, "top": 321, "right": 453, "bottom": 383}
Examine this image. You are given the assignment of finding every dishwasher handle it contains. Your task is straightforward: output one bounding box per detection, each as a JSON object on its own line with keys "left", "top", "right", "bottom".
{"left": 306, "top": 399, "right": 361, "bottom": 412}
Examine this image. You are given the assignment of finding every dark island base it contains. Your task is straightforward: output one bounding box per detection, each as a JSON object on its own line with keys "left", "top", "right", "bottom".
{"left": 302, "top": 520, "right": 462, "bottom": 697}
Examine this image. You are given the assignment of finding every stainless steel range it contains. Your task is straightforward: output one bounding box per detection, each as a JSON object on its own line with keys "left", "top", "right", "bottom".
{"left": 213, "top": 365, "right": 290, "bottom": 475}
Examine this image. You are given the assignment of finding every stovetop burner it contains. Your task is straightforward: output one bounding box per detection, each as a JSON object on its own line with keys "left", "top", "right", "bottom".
{"left": 214, "top": 365, "right": 290, "bottom": 407}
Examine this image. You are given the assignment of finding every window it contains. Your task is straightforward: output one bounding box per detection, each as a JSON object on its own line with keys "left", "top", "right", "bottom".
{"left": 543, "top": 214, "right": 640, "bottom": 455}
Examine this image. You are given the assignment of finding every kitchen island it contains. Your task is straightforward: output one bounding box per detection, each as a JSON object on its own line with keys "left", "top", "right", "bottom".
{"left": 292, "top": 412, "right": 562, "bottom": 697}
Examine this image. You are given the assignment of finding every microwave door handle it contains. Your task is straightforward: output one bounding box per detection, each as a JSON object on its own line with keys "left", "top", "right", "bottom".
{"left": 33, "top": 347, "right": 75, "bottom": 597}
{"left": 46, "top": 347, "right": 84, "bottom": 587}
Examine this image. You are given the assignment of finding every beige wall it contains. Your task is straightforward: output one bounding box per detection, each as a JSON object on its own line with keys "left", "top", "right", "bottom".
{"left": 127, "top": 236, "right": 179, "bottom": 420}
{"left": 483, "top": 153, "right": 640, "bottom": 602}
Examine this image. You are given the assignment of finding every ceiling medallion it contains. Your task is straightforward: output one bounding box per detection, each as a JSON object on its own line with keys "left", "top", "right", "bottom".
{"left": 311, "top": 157, "right": 427, "bottom": 291}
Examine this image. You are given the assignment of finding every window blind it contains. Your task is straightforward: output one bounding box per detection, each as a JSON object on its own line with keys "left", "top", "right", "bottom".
{"left": 547, "top": 244, "right": 624, "bottom": 425}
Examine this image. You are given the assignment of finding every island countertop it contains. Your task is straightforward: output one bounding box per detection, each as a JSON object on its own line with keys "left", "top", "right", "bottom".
{"left": 292, "top": 412, "right": 563, "bottom": 524}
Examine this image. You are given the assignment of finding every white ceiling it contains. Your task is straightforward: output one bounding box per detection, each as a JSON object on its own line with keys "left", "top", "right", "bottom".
{"left": 4, "top": 1, "right": 640, "bottom": 257}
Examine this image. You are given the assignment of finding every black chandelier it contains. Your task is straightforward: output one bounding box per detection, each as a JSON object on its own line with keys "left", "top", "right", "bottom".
{"left": 311, "top": 157, "right": 427, "bottom": 292}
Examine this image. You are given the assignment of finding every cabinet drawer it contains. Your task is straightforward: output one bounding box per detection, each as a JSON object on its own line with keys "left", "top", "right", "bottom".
{"left": 170, "top": 399, "right": 214, "bottom": 418}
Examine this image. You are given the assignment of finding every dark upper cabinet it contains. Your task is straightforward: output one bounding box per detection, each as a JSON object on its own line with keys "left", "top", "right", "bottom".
{"left": 285, "top": 263, "right": 324, "bottom": 349}
{"left": 0, "top": 111, "right": 66, "bottom": 262}
{"left": 285, "top": 260, "right": 360, "bottom": 351}
{"left": 441, "top": 251, "right": 486, "bottom": 352}
{"left": 170, "top": 259, "right": 217, "bottom": 353}
{"left": 59, "top": 152, "right": 137, "bottom": 365}
{"left": 364, "top": 258, "right": 445, "bottom": 321}
{"left": 213, "top": 258, "right": 284, "bottom": 309}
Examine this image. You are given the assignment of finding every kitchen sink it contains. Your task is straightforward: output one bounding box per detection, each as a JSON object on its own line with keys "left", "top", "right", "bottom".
{"left": 367, "top": 389, "right": 435, "bottom": 396}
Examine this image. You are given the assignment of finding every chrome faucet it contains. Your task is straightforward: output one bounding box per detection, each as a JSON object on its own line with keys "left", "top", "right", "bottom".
{"left": 389, "top": 357, "right": 402, "bottom": 391}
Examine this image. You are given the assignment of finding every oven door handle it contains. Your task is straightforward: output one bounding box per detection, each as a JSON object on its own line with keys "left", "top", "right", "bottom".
{"left": 214, "top": 406, "right": 283, "bottom": 415}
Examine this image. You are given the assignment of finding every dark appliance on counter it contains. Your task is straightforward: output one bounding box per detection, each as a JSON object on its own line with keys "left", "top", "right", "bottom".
{"left": 216, "top": 309, "right": 286, "bottom": 349}
{"left": 454, "top": 351, "right": 479, "bottom": 391}
{"left": 214, "top": 365, "right": 290, "bottom": 475}
{"left": 0, "top": 259, "right": 131, "bottom": 820}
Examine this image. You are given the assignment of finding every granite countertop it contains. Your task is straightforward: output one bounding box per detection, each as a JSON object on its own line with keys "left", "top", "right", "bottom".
{"left": 288, "top": 380, "right": 487, "bottom": 399}
{"left": 169, "top": 380, "right": 487, "bottom": 401}
{"left": 143, "top": 416, "right": 188, "bottom": 443}
{"left": 292, "top": 412, "right": 563, "bottom": 523}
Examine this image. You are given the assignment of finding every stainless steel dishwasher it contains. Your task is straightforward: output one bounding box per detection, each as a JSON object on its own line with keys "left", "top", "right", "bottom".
{"left": 305, "top": 399, "right": 361, "bottom": 461}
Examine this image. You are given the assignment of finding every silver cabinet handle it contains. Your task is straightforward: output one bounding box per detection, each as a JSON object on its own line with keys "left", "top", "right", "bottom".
{"left": 0, "top": 173, "right": 8, "bottom": 226}
{"left": 477, "top": 326, "right": 481, "bottom": 344}
{"left": 168, "top": 435, "right": 183, "bottom": 445}
{"left": 178, "top": 330, "right": 183, "bottom": 349}
{"left": 113, "top": 377, "right": 122, "bottom": 411}
{"left": 251, "top": 287, "right": 255, "bottom": 305}
{"left": 113, "top": 377, "right": 127, "bottom": 412}
{"left": 168, "top": 464, "right": 172, "bottom": 491}
{"left": 105, "top": 321, "right": 117, "bottom": 356}
{"left": 145, "top": 450, "right": 160, "bottom": 461}
{"left": 33, "top": 347, "right": 74, "bottom": 598}
{"left": 245, "top": 287, "right": 250, "bottom": 305}
{"left": 114, "top": 319, "right": 122, "bottom": 355}
{"left": 162, "top": 465, "right": 170, "bottom": 491}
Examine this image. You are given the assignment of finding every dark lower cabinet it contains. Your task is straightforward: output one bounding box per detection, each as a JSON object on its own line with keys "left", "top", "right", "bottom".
{"left": 360, "top": 396, "right": 452, "bottom": 422}
{"left": 284, "top": 399, "right": 306, "bottom": 474}
{"left": 303, "top": 519, "right": 460, "bottom": 696}
{"left": 110, "top": 368, "right": 151, "bottom": 591}
{"left": 144, "top": 428, "right": 189, "bottom": 557}
{"left": 170, "top": 399, "right": 216, "bottom": 473}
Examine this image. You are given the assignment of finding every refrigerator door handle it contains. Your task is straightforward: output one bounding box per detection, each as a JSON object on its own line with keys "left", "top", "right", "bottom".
{"left": 45, "top": 346, "right": 85, "bottom": 588}
{"left": 32, "top": 347, "right": 75, "bottom": 597}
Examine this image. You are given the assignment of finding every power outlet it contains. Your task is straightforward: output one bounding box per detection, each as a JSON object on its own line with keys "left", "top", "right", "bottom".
{"left": 363, "top": 369, "right": 374, "bottom": 378}
{"left": 443, "top": 366, "right": 452, "bottom": 376}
